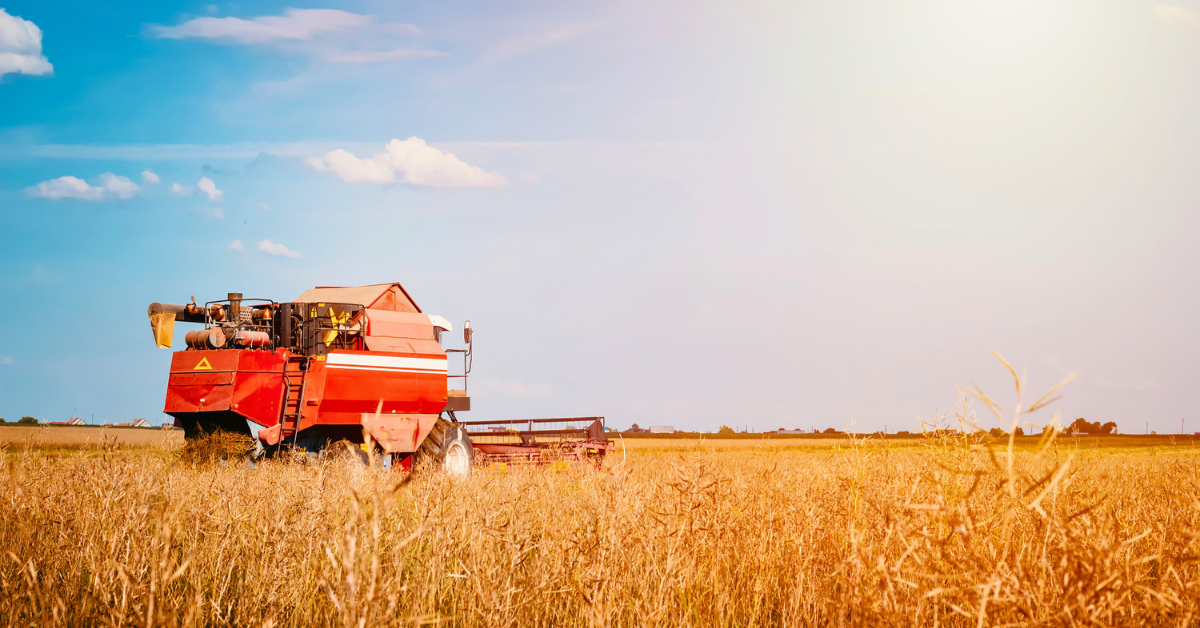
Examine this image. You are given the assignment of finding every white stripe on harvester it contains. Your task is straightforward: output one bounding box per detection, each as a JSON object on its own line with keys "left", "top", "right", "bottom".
{"left": 326, "top": 353, "right": 447, "bottom": 372}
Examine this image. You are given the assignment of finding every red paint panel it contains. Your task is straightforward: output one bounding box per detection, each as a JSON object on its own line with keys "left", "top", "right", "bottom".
{"left": 362, "top": 413, "right": 438, "bottom": 453}
{"left": 309, "top": 350, "right": 447, "bottom": 424}
{"left": 258, "top": 424, "right": 282, "bottom": 445}
{"left": 364, "top": 309, "right": 434, "bottom": 339}
{"left": 170, "top": 349, "right": 239, "bottom": 373}
{"left": 318, "top": 367, "right": 446, "bottom": 421}
{"left": 236, "top": 349, "right": 288, "bottom": 373}
{"left": 164, "top": 349, "right": 286, "bottom": 421}
{"left": 169, "top": 372, "right": 235, "bottom": 386}
{"left": 363, "top": 337, "right": 416, "bottom": 353}
{"left": 232, "top": 370, "right": 285, "bottom": 427}
{"left": 164, "top": 378, "right": 235, "bottom": 413}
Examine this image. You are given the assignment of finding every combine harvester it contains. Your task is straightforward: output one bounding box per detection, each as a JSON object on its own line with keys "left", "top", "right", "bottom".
{"left": 147, "top": 283, "right": 611, "bottom": 474}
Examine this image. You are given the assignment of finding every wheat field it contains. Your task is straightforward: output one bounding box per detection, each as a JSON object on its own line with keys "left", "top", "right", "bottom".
{"left": 3, "top": 414, "right": 1200, "bottom": 627}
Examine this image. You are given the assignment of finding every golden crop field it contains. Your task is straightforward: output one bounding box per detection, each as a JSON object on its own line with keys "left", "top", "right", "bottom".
{"left": 0, "top": 425, "right": 183, "bottom": 449}
{"left": 3, "top": 420, "right": 1200, "bottom": 627}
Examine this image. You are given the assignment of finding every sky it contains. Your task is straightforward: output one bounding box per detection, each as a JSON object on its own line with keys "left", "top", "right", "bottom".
{"left": 1, "top": 0, "right": 1199, "bottom": 433}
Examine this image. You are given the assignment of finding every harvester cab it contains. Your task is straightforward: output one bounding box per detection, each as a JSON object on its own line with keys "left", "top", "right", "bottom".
{"left": 148, "top": 282, "right": 611, "bottom": 474}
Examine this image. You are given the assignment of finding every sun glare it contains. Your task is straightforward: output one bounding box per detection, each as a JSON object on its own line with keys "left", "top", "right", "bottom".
{"left": 928, "top": 0, "right": 1074, "bottom": 71}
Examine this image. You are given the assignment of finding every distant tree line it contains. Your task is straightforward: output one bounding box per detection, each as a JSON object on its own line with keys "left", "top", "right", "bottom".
{"left": 616, "top": 419, "right": 1131, "bottom": 437}
{"left": 0, "top": 417, "right": 39, "bottom": 425}
{"left": 1065, "top": 418, "right": 1117, "bottom": 435}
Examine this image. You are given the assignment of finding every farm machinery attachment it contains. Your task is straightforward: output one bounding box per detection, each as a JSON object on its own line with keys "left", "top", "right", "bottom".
{"left": 148, "top": 283, "right": 611, "bottom": 473}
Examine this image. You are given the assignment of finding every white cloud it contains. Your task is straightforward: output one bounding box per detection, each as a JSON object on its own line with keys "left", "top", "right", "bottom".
{"left": 99, "top": 173, "right": 140, "bottom": 199}
{"left": 190, "top": 206, "right": 224, "bottom": 220}
{"left": 197, "top": 177, "right": 223, "bottom": 201}
{"left": 256, "top": 203, "right": 270, "bottom": 211}
{"left": 0, "top": 140, "right": 574, "bottom": 162}
{"left": 1154, "top": 4, "right": 1200, "bottom": 28}
{"left": 0, "top": 9, "right": 53, "bottom": 78}
{"left": 170, "top": 182, "right": 193, "bottom": 196}
{"left": 147, "top": 8, "right": 433, "bottom": 64}
{"left": 141, "top": 169, "right": 160, "bottom": 184}
{"left": 150, "top": 8, "right": 377, "bottom": 43}
{"left": 306, "top": 149, "right": 395, "bottom": 184}
{"left": 483, "top": 378, "right": 554, "bottom": 398}
{"left": 26, "top": 173, "right": 140, "bottom": 201}
{"left": 27, "top": 176, "right": 96, "bottom": 200}
{"left": 229, "top": 239, "right": 244, "bottom": 252}
{"left": 258, "top": 239, "right": 300, "bottom": 258}
{"left": 308, "top": 137, "right": 508, "bottom": 188}
{"left": 1, "top": 356, "right": 13, "bottom": 365}
{"left": 522, "top": 173, "right": 538, "bottom": 184}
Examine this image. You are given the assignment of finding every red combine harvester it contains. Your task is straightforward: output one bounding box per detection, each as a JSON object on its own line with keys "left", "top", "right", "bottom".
{"left": 148, "top": 283, "right": 611, "bottom": 473}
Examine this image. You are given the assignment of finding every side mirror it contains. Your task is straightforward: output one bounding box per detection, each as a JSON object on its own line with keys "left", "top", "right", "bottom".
{"left": 464, "top": 320, "right": 472, "bottom": 345}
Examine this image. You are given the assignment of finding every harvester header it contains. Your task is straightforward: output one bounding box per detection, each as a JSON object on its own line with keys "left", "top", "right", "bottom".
{"left": 148, "top": 282, "right": 610, "bottom": 473}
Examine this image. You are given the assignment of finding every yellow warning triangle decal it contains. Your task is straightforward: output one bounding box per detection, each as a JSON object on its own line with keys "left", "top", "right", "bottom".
{"left": 194, "top": 357, "right": 213, "bottom": 370}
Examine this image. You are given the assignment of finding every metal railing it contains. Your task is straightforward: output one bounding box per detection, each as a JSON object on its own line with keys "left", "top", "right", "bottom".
{"left": 460, "top": 417, "right": 607, "bottom": 445}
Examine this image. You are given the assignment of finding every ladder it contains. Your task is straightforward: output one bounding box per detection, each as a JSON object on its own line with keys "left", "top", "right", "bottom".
{"left": 279, "top": 355, "right": 310, "bottom": 447}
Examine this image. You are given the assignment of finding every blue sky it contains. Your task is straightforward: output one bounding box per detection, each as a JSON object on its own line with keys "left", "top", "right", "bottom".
{"left": 2, "top": 0, "right": 1200, "bottom": 433}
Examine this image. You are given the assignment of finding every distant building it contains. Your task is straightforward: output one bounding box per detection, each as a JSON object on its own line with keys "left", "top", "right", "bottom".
{"left": 649, "top": 426, "right": 675, "bottom": 434}
{"left": 49, "top": 417, "right": 86, "bottom": 426}
{"left": 108, "top": 418, "right": 152, "bottom": 428}
{"left": 776, "top": 428, "right": 806, "bottom": 434}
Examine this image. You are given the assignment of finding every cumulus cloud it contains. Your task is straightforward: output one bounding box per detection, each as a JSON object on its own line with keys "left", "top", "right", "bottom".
{"left": 197, "top": 177, "right": 222, "bottom": 201}
{"left": 522, "top": 173, "right": 538, "bottom": 184}
{"left": 229, "top": 240, "right": 244, "bottom": 252}
{"left": 141, "top": 169, "right": 160, "bottom": 184}
{"left": 171, "top": 178, "right": 221, "bottom": 200}
{"left": 307, "top": 149, "right": 395, "bottom": 184}
{"left": 258, "top": 239, "right": 300, "bottom": 258}
{"left": 26, "top": 173, "right": 140, "bottom": 201}
{"left": 147, "top": 8, "right": 436, "bottom": 64}
{"left": 256, "top": 203, "right": 270, "bottom": 211}
{"left": 0, "top": 8, "right": 53, "bottom": 78}
{"left": 99, "top": 174, "right": 140, "bottom": 199}
{"left": 483, "top": 378, "right": 554, "bottom": 398}
{"left": 1, "top": 355, "right": 13, "bottom": 365}
{"left": 307, "top": 137, "right": 508, "bottom": 188}
{"left": 1154, "top": 4, "right": 1200, "bottom": 28}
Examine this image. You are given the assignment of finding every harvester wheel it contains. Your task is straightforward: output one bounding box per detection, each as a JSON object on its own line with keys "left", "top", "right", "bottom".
{"left": 413, "top": 419, "right": 474, "bottom": 476}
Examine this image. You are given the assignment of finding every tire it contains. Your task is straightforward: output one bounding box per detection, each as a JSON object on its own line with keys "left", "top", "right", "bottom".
{"left": 317, "top": 440, "right": 372, "bottom": 466}
{"left": 413, "top": 419, "right": 474, "bottom": 476}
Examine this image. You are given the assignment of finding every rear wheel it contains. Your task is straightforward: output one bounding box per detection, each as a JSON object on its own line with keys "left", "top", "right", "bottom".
{"left": 414, "top": 419, "right": 474, "bottom": 476}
